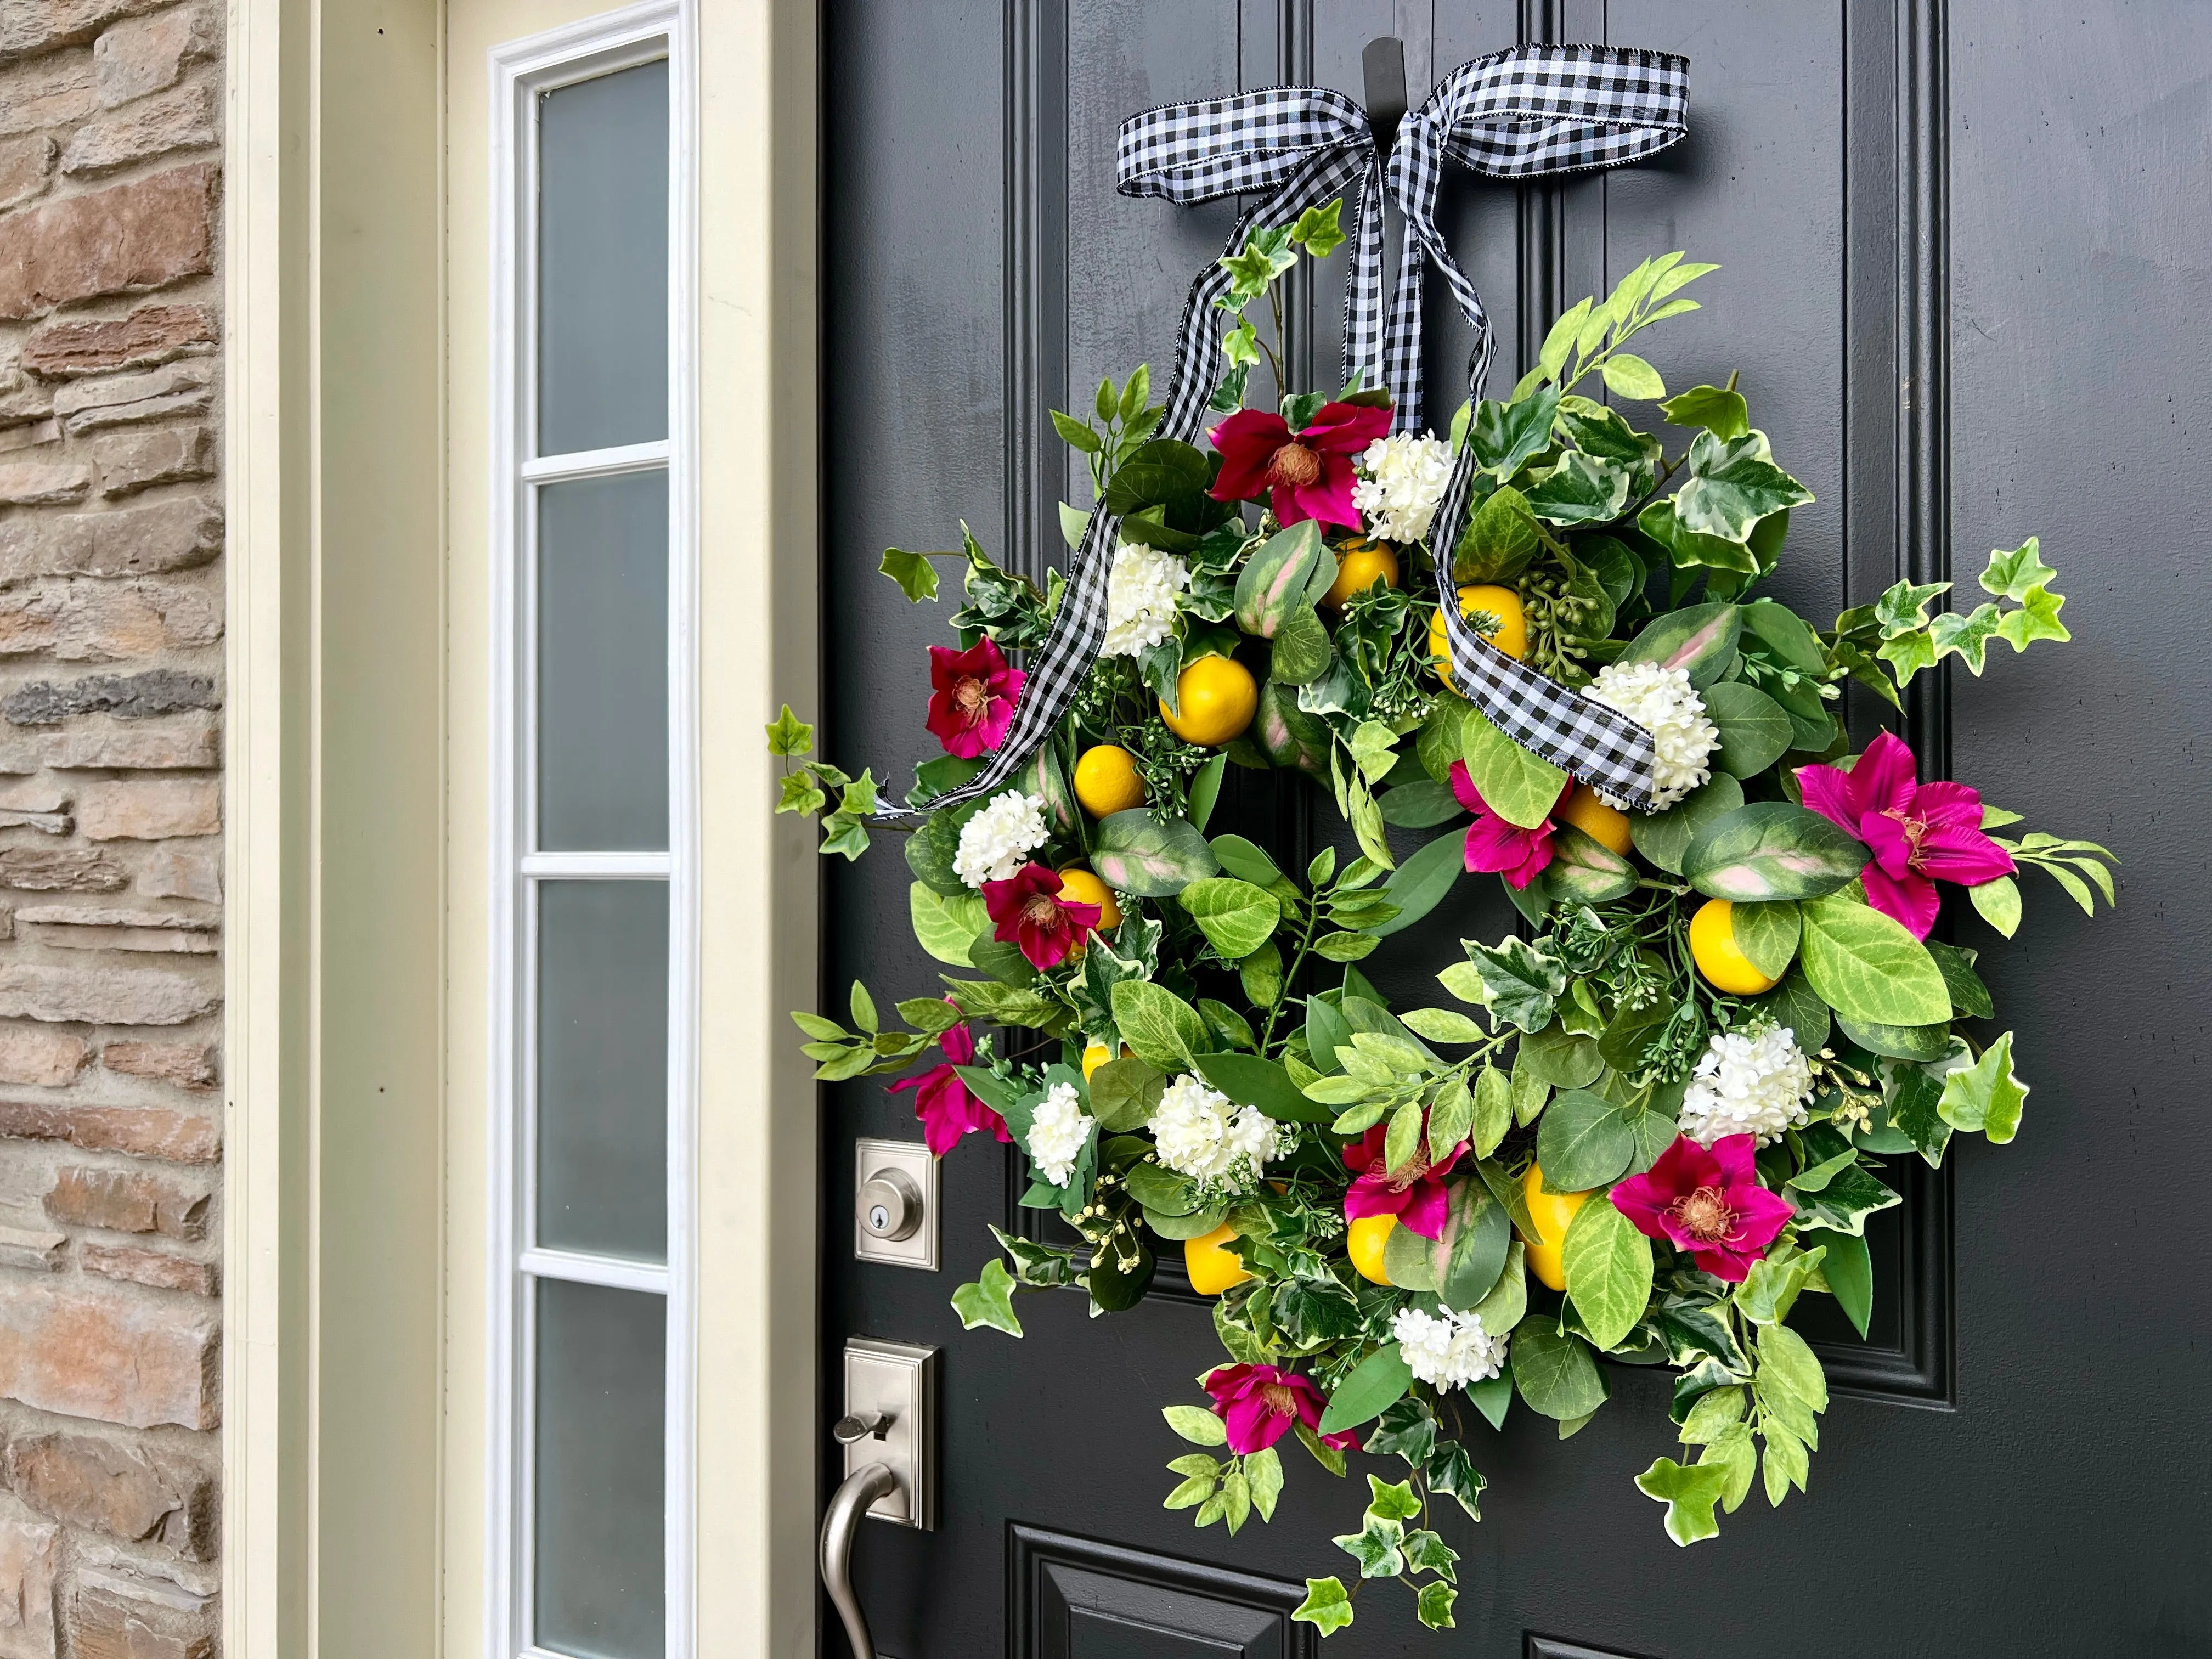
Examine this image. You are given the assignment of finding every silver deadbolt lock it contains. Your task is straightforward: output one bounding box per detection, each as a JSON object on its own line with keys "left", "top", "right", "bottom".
{"left": 853, "top": 1138, "right": 937, "bottom": 1269}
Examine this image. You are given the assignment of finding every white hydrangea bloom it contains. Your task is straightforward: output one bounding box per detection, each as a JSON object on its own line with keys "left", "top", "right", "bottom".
{"left": 1391, "top": 1305, "right": 1508, "bottom": 1391}
{"left": 1101, "top": 540, "right": 1190, "bottom": 658}
{"left": 1679, "top": 1022, "right": 1816, "bottom": 1147}
{"left": 1351, "top": 432, "right": 1453, "bottom": 544}
{"left": 951, "top": 790, "right": 1049, "bottom": 889}
{"left": 1587, "top": 659, "right": 1720, "bottom": 810}
{"left": 1148, "top": 1074, "right": 1283, "bottom": 1189}
{"left": 1025, "top": 1081, "right": 1093, "bottom": 1188}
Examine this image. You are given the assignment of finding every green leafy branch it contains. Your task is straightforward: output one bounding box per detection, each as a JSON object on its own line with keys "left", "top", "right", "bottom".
{"left": 1511, "top": 250, "right": 1719, "bottom": 404}
{"left": 1968, "top": 806, "right": 2118, "bottom": 936}
{"left": 1836, "top": 538, "right": 2071, "bottom": 691}
{"left": 788, "top": 980, "right": 963, "bottom": 1082}
{"left": 766, "top": 703, "right": 878, "bottom": 860}
{"left": 1159, "top": 1406, "right": 1286, "bottom": 1534}
{"left": 1051, "top": 364, "right": 1166, "bottom": 500}
{"left": 1213, "top": 200, "right": 1350, "bottom": 409}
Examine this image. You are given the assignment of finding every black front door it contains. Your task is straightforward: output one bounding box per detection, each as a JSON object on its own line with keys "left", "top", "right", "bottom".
{"left": 819, "top": 4, "right": 2211, "bottom": 1654}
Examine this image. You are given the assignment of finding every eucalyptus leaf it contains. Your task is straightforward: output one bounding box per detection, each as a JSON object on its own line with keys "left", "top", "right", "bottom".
{"left": 1630, "top": 773, "right": 1744, "bottom": 876}
{"left": 1702, "top": 680, "right": 1793, "bottom": 778}
{"left": 1511, "top": 1318, "right": 1607, "bottom": 1420}
{"left": 1535, "top": 1089, "right": 1637, "bottom": 1190}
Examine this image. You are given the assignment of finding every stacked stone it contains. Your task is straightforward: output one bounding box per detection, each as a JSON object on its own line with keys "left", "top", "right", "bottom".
{"left": 0, "top": 1, "right": 223, "bottom": 1654}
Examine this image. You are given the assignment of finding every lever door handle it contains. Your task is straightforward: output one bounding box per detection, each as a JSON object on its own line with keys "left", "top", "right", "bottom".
{"left": 819, "top": 1460, "right": 900, "bottom": 1658}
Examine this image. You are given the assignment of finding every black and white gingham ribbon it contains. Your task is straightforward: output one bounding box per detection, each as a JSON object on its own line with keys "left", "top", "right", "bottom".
{"left": 906, "top": 44, "right": 1686, "bottom": 819}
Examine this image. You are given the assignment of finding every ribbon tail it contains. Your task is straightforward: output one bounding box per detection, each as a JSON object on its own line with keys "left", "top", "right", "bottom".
{"left": 1338, "top": 154, "right": 1387, "bottom": 400}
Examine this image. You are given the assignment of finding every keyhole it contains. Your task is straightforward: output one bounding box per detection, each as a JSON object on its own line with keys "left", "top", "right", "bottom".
{"left": 870, "top": 1204, "right": 890, "bottom": 1233}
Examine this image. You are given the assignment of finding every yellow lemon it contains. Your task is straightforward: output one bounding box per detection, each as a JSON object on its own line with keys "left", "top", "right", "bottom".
{"left": 1073, "top": 743, "right": 1147, "bottom": 818}
{"left": 1184, "top": 1222, "right": 1252, "bottom": 1295}
{"left": 1520, "top": 1162, "right": 1591, "bottom": 1293}
{"left": 1689, "top": 898, "right": 1778, "bottom": 995}
{"left": 1322, "top": 539, "right": 1401, "bottom": 607}
{"left": 1556, "top": 782, "right": 1635, "bottom": 855}
{"left": 1429, "top": 583, "right": 1528, "bottom": 690}
{"left": 1347, "top": 1212, "right": 1397, "bottom": 1285}
{"left": 1057, "top": 866, "right": 1122, "bottom": 932}
{"left": 1160, "top": 655, "right": 1259, "bottom": 747}
{"left": 1082, "top": 1041, "right": 1133, "bottom": 1081}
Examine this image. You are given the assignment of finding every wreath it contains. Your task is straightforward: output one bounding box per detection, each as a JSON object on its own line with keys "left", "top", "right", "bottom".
{"left": 772, "top": 52, "right": 2115, "bottom": 1639}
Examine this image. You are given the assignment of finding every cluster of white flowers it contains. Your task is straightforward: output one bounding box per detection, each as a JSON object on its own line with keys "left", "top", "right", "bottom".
{"left": 1351, "top": 432, "right": 1453, "bottom": 544}
{"left": 951, "top": 790, "right": 1049, "bottom": 888}
{"left": 1391, "top": 1305, "right": 1508, "bottom": 1391}
{"left": 1148, "top": 1074, "right": 1283, "bottom": 1190}
{"left": 1679, "top": 1022, "right": 1815, "bottom": 1147}
{"left": 1587, "top": 660, "right": 1720, "bottom": 809}
{"left": 1025, "top": 1081, "right": 1093, "bottom": 1188}
{"left": 1101, "top": 540, "right": 1190, "bottom": 658}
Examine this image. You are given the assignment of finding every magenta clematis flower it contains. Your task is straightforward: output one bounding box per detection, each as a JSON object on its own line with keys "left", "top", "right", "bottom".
{"left": 1207, "top": 401, "right": 1393, "bottom": 531}
{"left": 1795, "top": 730, "right": 2016, "bottom": 939}
{"left": 981, "top": 861, "right": 1101, "bottom": 970}
{"left": 924, "top": 638, "right": 1025, "bottom": 758}
{"left": 1609, "top": 1133, "right": 1794, "bottom": 1284}
{"left": 887, "top": 1015, "right": 1010, "bottom": 1158}
{"left": 1341, "top": 1116, "right": 1467, "bottom": 1240}
{"left": 1450, "top": 761, "right": 1568, "bottom": 890}
{"left": 1202, "top": 1363, "right": 1363, "bottom": 1455}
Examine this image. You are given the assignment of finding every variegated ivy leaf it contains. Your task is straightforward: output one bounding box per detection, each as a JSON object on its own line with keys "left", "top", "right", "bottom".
{"left": 1635, "top": 1456, "right": 1733, "bottom": 1545}
{"left": 1979, "top": 537, "right": 2057, "bottom": 601}
{"left": 1937, "top": 1030, "right": 2028, "bottom": 1143}
{"left": 1291, "top": 1578, "right": 1355, "bottom": 1635}
{"left": 950, "top": 1259, "right": 1022, "bottom": 1336}
{"left": 1465, "top": 936, "right": 1567, "bottom": 1033}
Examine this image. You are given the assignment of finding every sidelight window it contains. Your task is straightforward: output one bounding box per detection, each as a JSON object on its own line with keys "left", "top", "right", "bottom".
{"left": 489, "top": 8, "right": 694, "bottom": 1658}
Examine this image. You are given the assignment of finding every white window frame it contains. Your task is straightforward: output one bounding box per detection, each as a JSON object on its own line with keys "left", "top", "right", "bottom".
{"left": 487, "top": 6, "right": 698, "bottom": 1658}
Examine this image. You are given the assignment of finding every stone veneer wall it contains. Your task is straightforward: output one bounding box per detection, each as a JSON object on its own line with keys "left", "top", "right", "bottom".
{"left": 0, "top": 2, "right": 225, "bottom": 1654}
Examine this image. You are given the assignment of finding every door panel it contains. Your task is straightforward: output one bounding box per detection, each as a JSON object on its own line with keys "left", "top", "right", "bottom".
{"left": 822, "top": 3, "right": 2211, "bottom": 1653}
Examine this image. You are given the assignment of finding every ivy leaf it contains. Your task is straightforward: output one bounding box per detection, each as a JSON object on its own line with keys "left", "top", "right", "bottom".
{"left": 1417, "top": 1579, "right": 1459, "bottom": 1630}
{"left": 1469, "top": 385, "right": 1563, "bottom": 478}
{"left": 1732, "top": 1244, "right": 1825, "bottom": 1327}
{"left": 950, "top": 1259, "right": 1023, "bottom": 1336}
{"left": 1289, "top": 198, "right": 1347, "bottom": 256}
{"left": 1635, "top": 1457, "right": 1734, "bottom": 1545}
{"left": 1364, "top": 1473, "right": 1424, "bottom": 1523}
{"left": 1997, "top": 583, "right": 2070, "bottom": 651}
{"left": 1466, "top": 936, "right": 1567, "bottom": 1033}
{"left": 1980, "top": 537, "right": 2057, "bottom": 601}
{"left": 777, "top": 770, "right": 827, "bottom": 815}
{"left": 1334, "top": 1516, "right": 1406, "bottom": 1579}
{"left": 1928, "top": 602, "right": 2004, "bottom": 674}
{"left": 1673, "top": 430, "right": 1815, "bottom": 542}
{"left": 1659, "top": 383, "right": 1750, "bottom": 440}
{"left": 764, "top": 703, "right": 815, "bottom": 756}
{"left": 1523, "top": 452, "right": 1633, "bottom": 524}
{"left": 878, "top": 548, "right": 942, "bottom": 602}
{"left": 1404, "top": 1527, "right": 1459, "bottom": 1583}
{"left": 1887, "top": 1064, "right": 1954, "bottom": 1167}
{"left": 1874, "top": 578, "right": 1951, "bottom": 637}
{"left": 1426, "top": 1438, "right": 1488, "bottom": 1519}
{"left": 1291, "top": 1578, "right": 1355, "bottom": 1636}
{"left": 1219, "top": 224, "right": 1299, "bottom": 303}
{"left": 1938, "top": 1030, "right": 2029, "bottom": 1143}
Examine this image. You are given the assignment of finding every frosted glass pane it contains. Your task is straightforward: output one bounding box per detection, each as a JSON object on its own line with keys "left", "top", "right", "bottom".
{"left": 538, "top": 58, "right": 669, "bottom": 454}
{"left": 534, "top": 1278, "right": 665, "bottom": 1659}
{"left": 537, "top": 881, "right": 667, "bottom": 1261}
{"left": 538, "top": 471, "right": 668, "bottom": 851}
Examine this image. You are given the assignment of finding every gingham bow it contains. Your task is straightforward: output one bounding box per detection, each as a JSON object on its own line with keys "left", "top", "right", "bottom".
{"left": 907, "top": 43, "right": 1689, "bottom": 819}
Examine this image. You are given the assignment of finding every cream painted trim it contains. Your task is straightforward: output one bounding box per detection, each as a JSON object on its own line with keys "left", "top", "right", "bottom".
{"left": 693, "top": 2, "right": 821, "bottom": 1653}
{"left": 227, "top": 0, "right": 821, "bottom": 1649}
{"left": 223, "top": 0, "right": 311, "bottom": 1649}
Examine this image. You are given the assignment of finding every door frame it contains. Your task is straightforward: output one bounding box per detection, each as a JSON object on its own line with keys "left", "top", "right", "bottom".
{"left": 221, "top": 0, "right": 825, "bottom": 1654}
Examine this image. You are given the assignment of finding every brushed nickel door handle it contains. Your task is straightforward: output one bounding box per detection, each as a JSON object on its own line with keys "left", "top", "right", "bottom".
{"left": 819, "top": 1460, "right": 900, "bottom": 1658}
